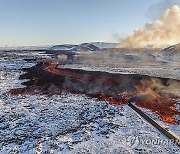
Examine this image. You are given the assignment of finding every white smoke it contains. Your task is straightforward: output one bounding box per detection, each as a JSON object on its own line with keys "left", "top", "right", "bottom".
{"left": 121, "top": 5, "right": 180, "bottom": 48}
{"left": 146, "top": 0, "right": 180, "bottom": 20}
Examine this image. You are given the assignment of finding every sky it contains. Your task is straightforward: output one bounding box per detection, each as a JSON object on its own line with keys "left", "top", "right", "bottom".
{"left": 0, "top": 0, "right": 176, "bottom": 46}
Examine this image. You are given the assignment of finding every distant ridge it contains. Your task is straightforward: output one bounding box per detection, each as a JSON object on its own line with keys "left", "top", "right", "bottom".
{"left": 0, "top": 45, "right": 51, "bottom": 51}
{"left": 50, "top": 42, "right": 119, "bottom": 51}
{"left": 50, "top": 43, "right": 99, "bottom": 51}
{"left": 164, "top": 43, "right": 180, "bottom": 52}
{"left": 90, "top": 42, "right": 119, "bottom": 49}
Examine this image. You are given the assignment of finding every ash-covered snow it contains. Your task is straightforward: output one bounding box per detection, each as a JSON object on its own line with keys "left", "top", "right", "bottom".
{"left": 62, "top": 48, "right": 180, "bottom": 80}
{"left": 0, "top": 50, "right": 179, "bottom": 153}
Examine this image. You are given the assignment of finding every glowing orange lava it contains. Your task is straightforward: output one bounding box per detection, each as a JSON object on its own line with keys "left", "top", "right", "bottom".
{"left": 10, "top": 61, "right": 180, "bottom": 125}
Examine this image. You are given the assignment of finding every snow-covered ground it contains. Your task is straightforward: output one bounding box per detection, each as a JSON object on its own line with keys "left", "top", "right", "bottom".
{"left": 63, "top": 49, "right": 180, "bottom": 80}
{"left": 0, "top": 50, "right": 179, "bottom": 153}
{"left": 62, "top": 49, "right": 180, "bottom": 141}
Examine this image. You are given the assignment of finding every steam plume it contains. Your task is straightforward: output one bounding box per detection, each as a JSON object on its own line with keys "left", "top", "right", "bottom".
{"left": 146, "top": 0, "right": 180, "bottom": 20}
{"left": 121, "top": 5, "right": 180, "bottom": 48}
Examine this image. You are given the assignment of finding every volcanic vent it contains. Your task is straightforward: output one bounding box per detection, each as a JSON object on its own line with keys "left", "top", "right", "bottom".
{"left": 10, "top": 61, "right": 180, "bottom": 125}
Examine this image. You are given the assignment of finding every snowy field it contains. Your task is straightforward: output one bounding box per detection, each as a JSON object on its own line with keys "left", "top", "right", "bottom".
{"left": 0, "top": 50, "right": 179, "bottom": 153}
{"left": 62, "top": 48, "right": 180, "bottom": 80}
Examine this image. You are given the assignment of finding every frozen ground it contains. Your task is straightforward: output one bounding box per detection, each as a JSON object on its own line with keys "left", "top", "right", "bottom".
{"left": 63, "top": 49, "right": 180, "bottom": 80}
{"left": 62, "top": 49, "right": 180, "bottom": 140}
{"left": 0, "top": 50, "right": 179, "bottom": 153}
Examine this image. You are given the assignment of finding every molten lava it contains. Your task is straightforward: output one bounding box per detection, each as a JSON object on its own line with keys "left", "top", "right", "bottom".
{"left": 10, "top": 61, "right": 180, "bottom": 125}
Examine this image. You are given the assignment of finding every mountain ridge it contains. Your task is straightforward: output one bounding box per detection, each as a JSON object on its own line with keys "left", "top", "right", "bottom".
{"left": 164, "top": 43, "right": 180, "bottom": 52}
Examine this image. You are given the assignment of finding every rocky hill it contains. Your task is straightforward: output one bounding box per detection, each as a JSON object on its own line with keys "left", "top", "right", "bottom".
{"left": 164, "top": 43, "right": 180, "bottom": 52}
{"left": 49, "top": 42, "right": 119, "bottom": 52}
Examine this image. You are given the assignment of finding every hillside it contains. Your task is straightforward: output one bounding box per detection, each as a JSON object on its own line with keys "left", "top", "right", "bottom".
{"left": 164, "top": 43, "right": 180, "bottom": 52}
{"left": 49, "top": 42, "right": 119, "bottom": 51}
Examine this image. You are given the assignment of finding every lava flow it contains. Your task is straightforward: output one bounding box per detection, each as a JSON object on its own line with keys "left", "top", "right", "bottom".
{"left": 10, "top": 61, "right": 180, "bottom": 125}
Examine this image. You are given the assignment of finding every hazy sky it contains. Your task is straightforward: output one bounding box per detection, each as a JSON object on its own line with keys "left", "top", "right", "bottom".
{"left": 0, "top": 0, "right": 175, "bottom": 46}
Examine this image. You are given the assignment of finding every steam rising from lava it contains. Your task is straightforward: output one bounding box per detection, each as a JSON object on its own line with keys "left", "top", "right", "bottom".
{"left": 121, "top": 5, "right": 180, "bottom": 48}
{"left": 10, "top": 61, "right": 180, "bottom": 125}
{"left": 136, "top": 78, "right": 180, "bottom": 100}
